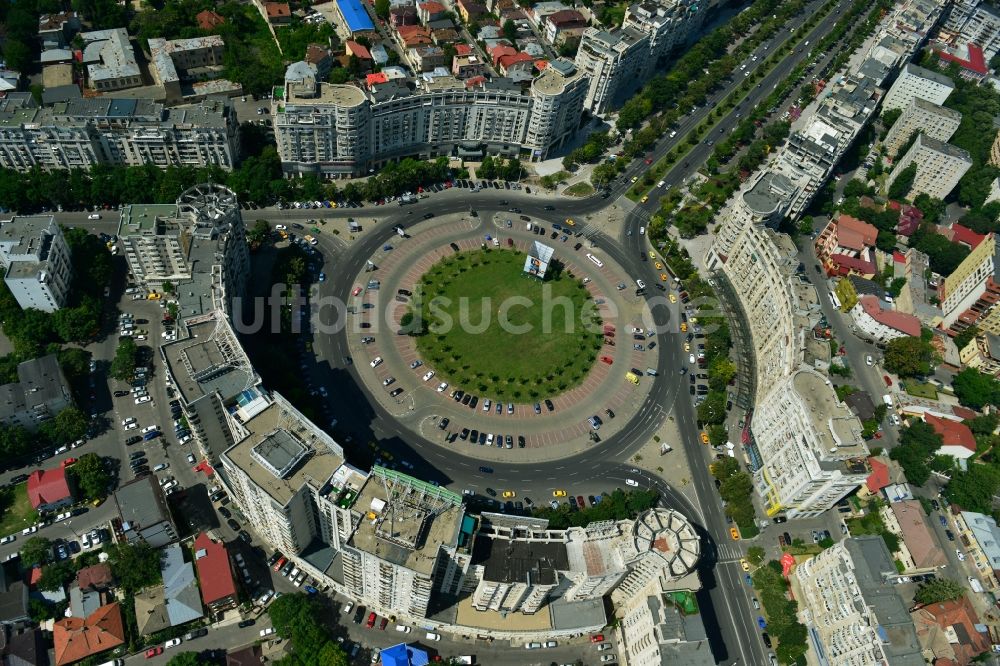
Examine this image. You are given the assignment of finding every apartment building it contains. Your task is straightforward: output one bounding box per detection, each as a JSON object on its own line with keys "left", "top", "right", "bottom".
{"left": 882, "top": 62, "right": 955, "bottom": 111}
{"left": 795, "top": 536, "right": 924, "bottom": 665}
{"left": 958, "top": 331, "right": 1000, "bottom": 375}
{"left": 616, "top": 577, "right": 714, "bottom": 666}
{"left": 79, "top": 28, "right": 141, "bottom": 92}
{"left": 0, "top": 215, "right": 72, "bottom": 313}
{"left": 148, "top": 36, "right": 227, "bottom": 104}
{"left": 940, "top": 233, "right": 998, "bottom": 332}
{"left": 815, "top": 213, "right": 879, "bottom": 278}
{"left": 751, "top": 370, "right": 870, "bottom": 518}
{"left": 849, "top": 295, "right": 923, "bottom": 345}
{"left": 469, "top": 508, "right": 699, "bottom": 615}
{"left": 0, "top": 95, "right": 240, "bottom": 172}
{"left": 888, "top": 133, "right": 973, "bottom": 200}
{"left": 882, "top": 96, "right": 962, "bottom": 156}
{"left": 0, "top": 354, "right": 73, "bottom": 431}
{"left": 273, "top": 60, "right": 585, "bottom": 176}
{"left": 574, "top": 28, "right": 648, "bottom": 114}
{"left": 956, "top": 511, "right": 1000, "bottom": 588}
{"left": 944, "top": 0, "right": 1000, "bottom": 60}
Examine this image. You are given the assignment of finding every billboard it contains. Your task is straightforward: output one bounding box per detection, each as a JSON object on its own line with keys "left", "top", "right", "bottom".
{"left": 524, "top": 241, "right": 554, "bottom": 279}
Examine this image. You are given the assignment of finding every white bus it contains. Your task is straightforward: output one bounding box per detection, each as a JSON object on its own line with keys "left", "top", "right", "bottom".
{"left": 586, "top": 253, "right": 604, "bottom": 268}
{"left": 828, "top": 291, "right": 841, "bottom": 310}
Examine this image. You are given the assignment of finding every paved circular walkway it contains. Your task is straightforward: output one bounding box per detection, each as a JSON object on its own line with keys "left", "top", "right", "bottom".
{"left": 341, "top": 212, "right": 665, "bottom": 460}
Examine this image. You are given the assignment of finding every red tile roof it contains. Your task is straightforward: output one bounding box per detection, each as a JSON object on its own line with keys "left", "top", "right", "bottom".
{"left": 455, "top": 44, "right": 473, "bottom": 55}
{"left": 366, "top": 72, "right": 388, "bottom": 87}
{"left": 835, "top": 213, "right": 878, "bottom": 251}
{"left": 858, "top": 295, "right": 922, "bottom": 337}
{"left": 346, "top": 40, "right": 372, "bottom": 60}
{"left": 892, "top": 250, "right": 907, "bottom": 264}
{"left": 76, "top": 564, "right": 113, "bottom": 591}
{"left": 546, "top": 9, "right": 586, "bottom": 26}
{"left": 912, "top": 596, "right": 991, "bottom": 664}
{"left": 938, "top": 43, "right": 988, "bottom": 75}
{"left": 489, "top": 44, "right": 517, "bottom": 65}
{"left": 498, "top": 52, "right": 533, "bottom": 70}
{"left": 418, "top": 1, "right": 446, "bottom": 13}
{"left": 196, "top": 10, "right": 225, "bottom": 31}
{"left": 193, "top": 532, "right": 237, "bottom": 607}
{"left": 26, "top": 467, "right": 71, "bottom": 509}
{"left": 464, "top": 75, "right": 486, "bottom": 88}
{"left": 952, "top": 406, "right": 978, "bottom": 421}
{"left": 265, "top": 2, "right": 290, "bottom": 18}
{"left": 53, "top": 603, "right": 125, "bottom": 666}
{"left": 866, "top": 457, "right": 890, "bottom": 493}
{"left": 949, "top": 223, "right": 986, "bottom": 250}
{"left": 829, "top": 253, "right": 876, "bottom": 276}
{"left": 925, "top": 413, "right": 977, "bottom": 453}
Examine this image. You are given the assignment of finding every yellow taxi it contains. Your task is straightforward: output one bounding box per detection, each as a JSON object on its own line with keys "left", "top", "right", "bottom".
{"left": 660, "top": 273, "right": 668, "bottom": 281}
{"left": 630, "top": 176, "right": 638, "bottom": 183}
{"left": 669, "top": 294, "right": 677, "bottom": 303}
{"left": 654, "top": 262, "right": 664, "bottom": 270}
{"left": 730, "top": 527, "right": 740, "bottom": 541}
{"left": 564, "top": 218, "right": 576, "bottom": 226}
{"left": 680, "top": 322, "right": 688, "bottom": 332}
{"left": 700, "top": 431, "right": 710, "bottom": 445}
{"left": 640, "top": 195, "right": 649, "bottom": 203}
{"left": 683, "top": 342, "right": 691, "bottom": 352}
{"left": 648, "top": 251, "right": 657, "bottom": 259}
{"left": 553, "top": 489, "right": 567, "bottom": 497}
{"left": 740, "top": 559, "right": 750, "bottom": 572}
{"left": 502, "top": 490, "right": 516, "bottom": 498}
{"left": 147, "top": 292, "right": 162, "bottom": 300}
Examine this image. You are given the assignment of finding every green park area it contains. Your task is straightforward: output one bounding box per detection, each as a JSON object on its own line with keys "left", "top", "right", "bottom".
{"left": 0, "top": 483, "right": 38, "bottom": 537}
{"left": 409, "top": 249, "right": 602, "bottom": 401}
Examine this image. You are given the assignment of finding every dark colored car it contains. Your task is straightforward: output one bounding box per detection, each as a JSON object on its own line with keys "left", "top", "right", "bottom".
{"left": 469, "top": 396, "right": 478, "bottom": 409}
{"left": 238, "top": 619, "right": 256, "bottom": 629}
{"left": 438, "top": 418, "right": 449, "bottom": 430}
{"left": 353, "top": 607, "right": 366, "bottom": 624}
{"left": 226, "top": 518, "right": 241, "bottom": 531}
{"left": 459, "top": 428, "right": 469, "bottom": 440}
{"left": 517, "top": 435, "right": 525, "bottom": 448}
{"left": 218, "top": 507, "right": 232, "bottom": 519}
{"left": 544, "top": 399, "right": 554, "bottom": 412}
{"left": 479, "top": 466, "right": 493, "bottom": 473}
{"left": 9, "top": 474, "right": 28, "bottom": 484}
{"left": 113, "top": 390, "right": 129, "bottom": 397}
{"left": 762, "top": 632, "right": 771, "bottom": 648}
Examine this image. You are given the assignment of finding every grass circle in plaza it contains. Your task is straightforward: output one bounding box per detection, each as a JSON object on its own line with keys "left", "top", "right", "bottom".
{"left": 407, "top": 249, "right": 603, "bottom": 401}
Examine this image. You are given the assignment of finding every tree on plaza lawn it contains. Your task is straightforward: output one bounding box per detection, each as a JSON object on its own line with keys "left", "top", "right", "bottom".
{"left": 914, "top": 578, "right": 966, "bottom": 605}
{"left": 109, "top": 337, "right": 138, "bottom": 381}
{"left": 67, "top": 454, "right": 110, "bottom": 501}
{"left": 747, "top": 546, "right": 765, "bottom": 565}
{"left": 944, "top": 463, "right": 1000, "bottom": 513}
{"left": 247, "top": 220, "right": 271, "bottom": 248}
{"left": 951, "top": 367, "right": 1000, "bottom": 410}
{"left": 882, "top": 334, "right": 933, "bottom": 378}
{"left": 20, "top": 537, "right": 52, "bottom": 568}
{"left": 696, "top": 391, "right": 727, "bottom": 424}
{"left": 708, "top": 357, "right": 736, "bottom": 392}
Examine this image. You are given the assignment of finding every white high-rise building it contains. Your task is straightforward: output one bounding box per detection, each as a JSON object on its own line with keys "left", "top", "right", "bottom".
{"left": 882, "top": 96, "right": 962, "bottom": 156}
{"left": 888, "top": 133, "right": 973, "bottom": 200}
{"left": 881, "top": 62, "right": 955, "bottom": 111}
{"left": 796, "top": 536, "right": 924, "bottom": 665}
{"left": 273, "top": 60, "right": 586, "bottom": 177}
{"left": 0, "top": 216, "right": 72, "bottom": 313}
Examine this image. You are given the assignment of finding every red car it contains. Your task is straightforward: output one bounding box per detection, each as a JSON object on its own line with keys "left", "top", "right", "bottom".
{"left": 600, "top": 356, "right": 613, "bottom": 365}
{"left": 366, "top": 612, "right": 376, "bottom": 628}
{"left": 272, "top": 557, "right": 287, "bottom": 572}
{"left": 591, "top": 634, "right": 605, "bottom": 643}
{"left": 577, "top": 495, "right": 585, "bottom": 507}
{"left": 61, "top": 458, "right": 77, "bottom": 467}
{"left": 883, "top": 375, "right": 892, "bottom": 386}
{"left": 145, "top": 647, "right": 163, "bottom": 659}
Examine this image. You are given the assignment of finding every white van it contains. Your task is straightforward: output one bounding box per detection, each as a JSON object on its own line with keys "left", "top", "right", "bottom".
{"left": 525, "top": 642, "right": 542, "bottom": 650}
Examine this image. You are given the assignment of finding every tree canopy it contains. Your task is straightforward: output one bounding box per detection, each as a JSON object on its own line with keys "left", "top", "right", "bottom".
{"left": 268, "top": 594, "right": 348, "bottom": 666}
{"left": 67, "top": 454, "right": 110, "bottom": 501}
{"left": 20, "top": 537, "right": 52, "bottom": 568}
{"left": 883, "top": 334, "right": 934, "bottom": 378}
{"left": 107, "top": 542, "right": 162, "bottom": 593}
{"left": 888, "top": 421, "right": 942, "bottom": 486}
{"left": 914, "top": 577, "right": 966, "bottom": 605}
{"left": 952, "top": 367, "right": 1000, "bottom": 410}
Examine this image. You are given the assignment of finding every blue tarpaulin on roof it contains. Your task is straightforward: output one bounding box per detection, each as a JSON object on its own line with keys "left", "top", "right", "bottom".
{"left": 337, "top": 0, "right": 375, "bottom": 32}
{"left": 380, "top": 643, "right": 430, "bottom": 666}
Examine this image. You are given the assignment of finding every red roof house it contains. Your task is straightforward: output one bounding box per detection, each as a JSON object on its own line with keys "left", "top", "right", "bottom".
{"left": 417, "top": 1, "right": 448, "bottom": 22}
{"left": 26, "top": 467, "right": 72, "bottom": 512}
{"left": 264, "top": 2, "right": 291, "bottom": 24}
{"left": 937, "top": 43, "right": 988, "bottom": 81}
{"left": 897, "top": 204, "right": 923, "bottom": 236}
{"left": 53, "top": 603, "right": 125, "bottom": 666}
{"left": 925, "top": 413, "right": 977, "bottom": 460}
{"left": 345, "top": 40, "right": 372, "bottom": 61}
{"left": 196, "top": 10, "right": 225, "bottom": 31}
{"left": 815, "top": 213, "right": 879, "bottom": 277}
{"left": 455, "top": 43, "right": 473, "bottom": 56}
{"left": 912, "top": 596, "right": 991, "bottom": 664}
{"left": 947, "top": 223, "right": 987, "bottom": 250}
{"left": 852, "top": 295, "right": 922, "bottom": 344}
{"left": 865, "top": 457, "right": 890, "bottom": 494}
{"left": 497, "top": 51, "right": 533, "bottom": 75}
{"left": 193, "top": 532, "right": 238, "bottom": 611}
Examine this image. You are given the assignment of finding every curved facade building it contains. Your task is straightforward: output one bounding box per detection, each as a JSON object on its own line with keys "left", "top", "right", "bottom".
{"left": 273, "top": 61, "right": 586, "bottom": 177}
